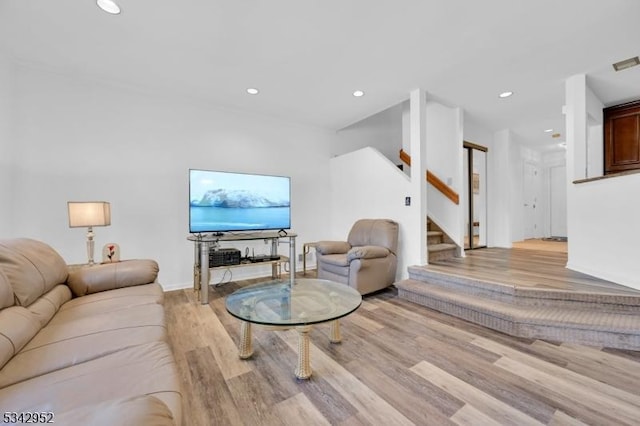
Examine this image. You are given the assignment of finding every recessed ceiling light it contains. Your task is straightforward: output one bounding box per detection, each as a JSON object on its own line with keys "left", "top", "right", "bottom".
{"left": 246, "top": 88, "right": 259, "bottom": 95}
{"left": 353, "top": 90, "right": 365, "bottom": 97}
{"left": 499, "top": 91, "right": 513, "bottom": 98}
{"left": 544, "top": 128, "right": 554, "bottom": 133}
{"left": 558, "top": 142, "right": 567, "bottom": 149}
{"left": 97, "top": 0, "right": 121, "bottom": 14}
{"left": 613, "top": 56, "right": 640, "bottom": 72}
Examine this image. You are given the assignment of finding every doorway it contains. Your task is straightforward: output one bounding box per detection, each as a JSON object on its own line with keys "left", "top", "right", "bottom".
{"left": 463, "top": 142, "right": 487, "bottom": 249}
{"left": 523, "top": 161, "right": 541, "bottom": 239}
{"left": 549, "top": 165, "right": 567, "bottom": 237}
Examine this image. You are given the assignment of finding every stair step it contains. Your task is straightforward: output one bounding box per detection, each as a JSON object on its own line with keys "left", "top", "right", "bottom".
{"left": 395, "top": 276, "right": 640, "bottom": 350}
{"left": 408, "top": 266, "right": 640, "bottom": 310}
{"left": 428, "top": 243, "right": 456, "bottom": 253}
{"left": 427, "top": 231, "right": 443, "bottom": 244}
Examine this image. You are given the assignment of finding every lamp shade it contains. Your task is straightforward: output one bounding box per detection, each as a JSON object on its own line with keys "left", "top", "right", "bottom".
{"left": 68, "top": 202, "right": 111, "bottom": 228}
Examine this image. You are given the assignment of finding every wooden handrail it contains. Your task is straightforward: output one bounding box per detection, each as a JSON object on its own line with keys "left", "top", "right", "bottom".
{"left": 399, "top": 149, "right": 460, "bottom": 205}
{"left": 427, "top": 170, "right": 459, "bottom": 204}
{"left": 399, "top": 149, "right": 411, "bottom": 167}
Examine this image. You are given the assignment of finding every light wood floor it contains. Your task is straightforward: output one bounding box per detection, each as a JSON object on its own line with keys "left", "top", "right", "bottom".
{"left": 512, "top": 239, "right": 568, "bottom": 253}
{"left": 428, "top": 247, "right": 640, "bottom": 295}
{"left": 166, "top": 274, "right": 640, "bottom": 426}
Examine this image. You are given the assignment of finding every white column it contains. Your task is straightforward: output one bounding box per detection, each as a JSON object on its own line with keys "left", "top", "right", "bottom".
{"left": 565, "top": 74, "right": 588, "bottom": 181}
{"left": 409, "top": 89, "right": 428, "bottom": 264}
{"left": 488, "top": 129, "right": 512, "bottom": 247}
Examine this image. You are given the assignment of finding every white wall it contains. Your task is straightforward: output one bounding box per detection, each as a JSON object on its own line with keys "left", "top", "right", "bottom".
{"left": 586, "top": 86, "right": 604, "bottom": 178}
{"left": 425, "top": 101, "right": 464, "bottom": 247}
{"left": 541, "top": 149, "right": 567, "bottom": 237}
{"left": 568, "top": 174, "right": 640, "bottom": 289}
{"left": 565, "top": 74, "right": 640, "bottom": 290}
{"left": 0, "top": 57, "right": 15, "bottom": 236}
{"left": 8, "top": 64, "right": 336, "bottom": 289}
{"left": 488, "top": 129, "right": 512, "bottom": 247}
{"left": 334, "top": 103, "right": 403, "bottom": 163}
{"left": 329, "top": 147, "right": 414, "bottom": 279}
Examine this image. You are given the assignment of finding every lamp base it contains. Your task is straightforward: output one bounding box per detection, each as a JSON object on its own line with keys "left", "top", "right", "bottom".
{"left": 86, "top": 226, "right": 95, "bottom": 266}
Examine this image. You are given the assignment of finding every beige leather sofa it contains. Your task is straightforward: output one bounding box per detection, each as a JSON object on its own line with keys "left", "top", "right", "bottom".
{"left": 316, "top": 219, "right": 399, "bottom": 295}
{"left": 0, "top": 238, "right": 181, "bottom": 425}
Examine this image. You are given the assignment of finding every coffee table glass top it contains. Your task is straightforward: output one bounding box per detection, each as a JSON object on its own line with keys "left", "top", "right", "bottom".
{"left": 225, "top": 278, "right": 362, "bottom": 327}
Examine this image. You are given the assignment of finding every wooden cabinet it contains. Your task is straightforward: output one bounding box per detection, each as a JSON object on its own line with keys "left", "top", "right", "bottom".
{"left": 604, "top": 99, "right": 640, "bottom": 174}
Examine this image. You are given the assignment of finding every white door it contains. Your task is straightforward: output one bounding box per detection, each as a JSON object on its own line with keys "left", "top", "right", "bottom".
{"left": 523, "top": 162, "right": 539, "bottom": 239}
{"left": 550, "top": 165, "right": 567, "bottom": 237}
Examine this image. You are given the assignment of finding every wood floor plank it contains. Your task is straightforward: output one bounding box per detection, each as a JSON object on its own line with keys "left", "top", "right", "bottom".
{"left": 192, "top": 302, "right": 253, "bottom": 381}
{"left": 184, "top": 346, "right": 244, "bottom": 426}
{"left": 345, "top": 358, "right": 457, "bottom": 425}
{"left": 549, "top": 410, "right": 590, "bottom": 426}
{"left": 347, "top": 311, "right": 385, "bottom": 333}
{"left": 494, "top": 356, "right": 640, "bottom": 426}
{"left": 410, "top": 360, "right": 544, "bottom": 426}
{"left": 225, "top": 369, "right": 283, "bottom": 426}
{"left": 528, "top": 340, "right": 640, "bottom": 394}
{"left": 270, "top": 393, "right": 331, "bottom": 426}
{"left": 473, "top": 338, "right": 640, "bottom": 408}
{"left": 413, "top": 335, "right": 555, "bottom": 422}
{"left": 276, "top": 328, "right": 415, "bottom": 426}
{"left": 450, "top": 404, "right": 503, "bottom": 426}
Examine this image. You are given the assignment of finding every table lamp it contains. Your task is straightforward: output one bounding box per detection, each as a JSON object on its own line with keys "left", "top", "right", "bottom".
{"left": 68, "top": 201, "right": 111, "bottom": 265}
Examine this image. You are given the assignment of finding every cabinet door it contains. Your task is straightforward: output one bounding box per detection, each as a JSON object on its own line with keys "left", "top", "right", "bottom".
{"left": 604, "top": 101, "right": 640, "bottom": 174}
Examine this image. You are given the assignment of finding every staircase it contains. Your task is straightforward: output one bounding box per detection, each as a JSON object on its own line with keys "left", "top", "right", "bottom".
{"left": 395, "top": 265, "right": 640, "bottom": 350}
{"left": 427, "top": 218, "right": 457, "bottom": 262}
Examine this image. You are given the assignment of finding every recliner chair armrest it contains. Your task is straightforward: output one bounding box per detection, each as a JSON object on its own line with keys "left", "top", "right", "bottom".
{"left": 315, "top": 241, "right": 351, "bottom": 255}
{"left": 347, "top": 245, "right": 390, "bottom": 261}
{"left": 67, "top": 259, "right": 159, "bottom": 297}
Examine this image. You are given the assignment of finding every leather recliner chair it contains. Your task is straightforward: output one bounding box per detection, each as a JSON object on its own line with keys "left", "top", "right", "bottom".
{"left": 316, "top": 219, "right": 399, "bottom": 295}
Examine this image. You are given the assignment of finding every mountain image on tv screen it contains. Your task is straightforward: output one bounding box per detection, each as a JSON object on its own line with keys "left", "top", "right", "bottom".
{"left": 189, "top": 169, "right": 291, "bottom": 233}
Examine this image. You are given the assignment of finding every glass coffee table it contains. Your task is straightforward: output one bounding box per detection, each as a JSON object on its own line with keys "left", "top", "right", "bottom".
{"left": 225, "top": 278, "right": 362, "bottom": 379}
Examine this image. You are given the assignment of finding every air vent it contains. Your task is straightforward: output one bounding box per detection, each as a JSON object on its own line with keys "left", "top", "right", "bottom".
{"left": 613, "top": 56, "right": 640, "bottom": 72}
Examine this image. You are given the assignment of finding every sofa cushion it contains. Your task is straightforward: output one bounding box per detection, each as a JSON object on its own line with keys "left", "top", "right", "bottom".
{"left": 55, "top": 395, "right": 176, "bottom": 426}
{"left": 67, "top": 260, "right": 159, "bottom": 297}
{"left": 319, "top": 253, "right": 350, "bottom": 268}
{"left": 0, "top": 306, "right": 41, "bottom": 370}
{"left": 0, "top": 301, "right": 166, "bottom": 388}
{"left": 55, "top": 283, "right": 163, "bottom": 321}
{"left": 27, "top": 285, "right": 72, "bottom": 328}
{"left": 347, "top": 245, "right": 390, "bottom": 261}
{"left": 347, "top": 219, "right": 399, "bottom": 254}
{"left": 0, "top": 269, "right": 14, "bottom": 309}
{"left": 0, "top": 341, "right": 181, "bottom": 418}
{"left": 0, "top": 238, "right": 68, "bottom": 307}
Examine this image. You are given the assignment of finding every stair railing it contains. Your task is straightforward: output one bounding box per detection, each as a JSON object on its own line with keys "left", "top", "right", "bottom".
{"left": 399, "top": 149, "right": 459, "bottom": 205}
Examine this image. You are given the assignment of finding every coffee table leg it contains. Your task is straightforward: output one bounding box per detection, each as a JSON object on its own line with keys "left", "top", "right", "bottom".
{"left": 295, "top": 325, "right": 312, "bottom": 379}
{"left": 239, "top": 321, "right": 253, "bottom": 359}
{"left": 329, "top": 320, "right": 342, "bottom": 343}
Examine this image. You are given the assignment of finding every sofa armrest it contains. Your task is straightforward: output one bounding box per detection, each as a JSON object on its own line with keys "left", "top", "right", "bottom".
{"left": 315, "top": 241, "right": 351, "bottom": 255}
{"left": 67, "top": 259, "right": 159, "bottom": 297}
{"left": 347, "top": 245, "right": 390, "bottom": 261}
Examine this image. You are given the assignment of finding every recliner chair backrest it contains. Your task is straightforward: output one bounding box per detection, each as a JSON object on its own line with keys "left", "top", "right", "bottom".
{"left": 347, "top": 219, "right": 399, "bottom": 254}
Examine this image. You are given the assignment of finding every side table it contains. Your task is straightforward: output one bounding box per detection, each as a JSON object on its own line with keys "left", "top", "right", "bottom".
{"left": 302, "top": 242, "right": 318, "bottom": 276}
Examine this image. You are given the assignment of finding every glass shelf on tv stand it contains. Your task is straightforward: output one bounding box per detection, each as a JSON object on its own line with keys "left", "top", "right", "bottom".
{"left": 188, "top": 231, "right": 297, "bottom": 305}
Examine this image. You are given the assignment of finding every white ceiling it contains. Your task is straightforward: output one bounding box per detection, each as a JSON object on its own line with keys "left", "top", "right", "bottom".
{"left": 1, "top": 0, "right": 639, "bottom": 150}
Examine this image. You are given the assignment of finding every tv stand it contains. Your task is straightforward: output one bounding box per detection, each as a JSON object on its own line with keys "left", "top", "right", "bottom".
{"left": 188, "top": 231, "right": 297, "bottom": 304}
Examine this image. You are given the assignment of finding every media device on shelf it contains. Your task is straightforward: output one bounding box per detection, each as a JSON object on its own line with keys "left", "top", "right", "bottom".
{"left": 189, "top": 169, "right": 291, "bottom": 234}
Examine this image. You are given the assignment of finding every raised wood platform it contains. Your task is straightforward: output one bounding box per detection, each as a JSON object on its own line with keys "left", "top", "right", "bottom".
{"left": 396, "top": 248, "right": 640, "bottom": 350}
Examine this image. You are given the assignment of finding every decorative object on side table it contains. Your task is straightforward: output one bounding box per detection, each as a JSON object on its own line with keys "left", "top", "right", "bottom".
{"left": 102, "top": 243, "right": 120, "bottom": 263}
{"left": 67, "top": 201, "right": 111, "bottom": 266}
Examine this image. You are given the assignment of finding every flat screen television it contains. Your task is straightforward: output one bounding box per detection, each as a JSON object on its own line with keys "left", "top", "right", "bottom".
{"left": 189, "top": 169, "right": 291, "bottom": 233}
